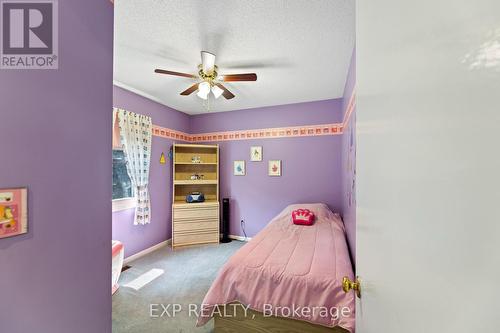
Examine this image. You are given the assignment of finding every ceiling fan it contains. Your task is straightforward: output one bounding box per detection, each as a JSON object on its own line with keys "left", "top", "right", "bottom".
{"left": 154, "top": 51, "right": 257, "bottom": 100}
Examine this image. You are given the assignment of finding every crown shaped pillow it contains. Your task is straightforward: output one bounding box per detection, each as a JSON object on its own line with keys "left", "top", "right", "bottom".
{"left": 292, "top": 209, "right": 315, "bottom": 226}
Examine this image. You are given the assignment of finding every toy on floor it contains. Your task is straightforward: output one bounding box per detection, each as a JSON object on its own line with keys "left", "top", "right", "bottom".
{"left": 112, "top": 240, "right": 124, "bottom": 295}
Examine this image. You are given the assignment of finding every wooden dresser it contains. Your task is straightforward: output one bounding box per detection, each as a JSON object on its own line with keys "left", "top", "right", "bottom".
{"left": 172, "top": 144, "right": 219, "bottom": 247}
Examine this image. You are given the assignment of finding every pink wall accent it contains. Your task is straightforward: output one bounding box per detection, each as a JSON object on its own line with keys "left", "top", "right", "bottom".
{"left": 152, "top": 123, "right": 343, "bottom": 142}
{"left": 341, "top": 48, "right": 357, "bottom": 264}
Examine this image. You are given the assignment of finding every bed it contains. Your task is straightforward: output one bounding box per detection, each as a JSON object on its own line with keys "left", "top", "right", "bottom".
{"left": 197, "top": 203, "right": 355, "bottom": 333}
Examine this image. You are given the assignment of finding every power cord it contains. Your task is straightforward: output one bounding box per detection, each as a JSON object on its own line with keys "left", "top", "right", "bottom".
{"left": 240, "top": 219, "right": 247, "bottom": 241}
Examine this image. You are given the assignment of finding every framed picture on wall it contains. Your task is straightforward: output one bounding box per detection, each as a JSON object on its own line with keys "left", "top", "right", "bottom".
{"left": 234, "top": 160, "right": 246, "bottom": 176}
{"left": 268, "top": 160, "right": 282, "bottom": 176}
{"left": 0, "top": 187, "right": 28, "bottom": 239}
{"left": 250, "top": 146, "right": 263, "bottom": 161}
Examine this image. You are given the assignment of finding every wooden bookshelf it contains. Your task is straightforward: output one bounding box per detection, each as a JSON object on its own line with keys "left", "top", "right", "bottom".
{"left": 172, "top": 144, "right": 219, "bottom": 247}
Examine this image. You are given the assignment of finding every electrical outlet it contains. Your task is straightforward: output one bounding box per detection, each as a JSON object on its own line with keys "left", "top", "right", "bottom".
{"left": 240, "top": 219, "right": 247, "bottom": 241}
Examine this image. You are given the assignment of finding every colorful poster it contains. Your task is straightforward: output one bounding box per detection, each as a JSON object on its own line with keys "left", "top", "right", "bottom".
{"left": 268, "top": 160, "right": 282, "bottom": 176}
{"left": 233, "top": 160, "right": 246, "bottom": 176}
{"left": 0, "top": 188, "right": 28, "bottom": 239}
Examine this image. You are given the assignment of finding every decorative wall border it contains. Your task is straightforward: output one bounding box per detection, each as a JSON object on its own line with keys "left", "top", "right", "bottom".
{"left": 343, "top": 88, "right": 356, "bottom": 127}
{"left": 192, "top": 123, "right": 342, "bottom": 142}
{"left": 152, "top": 123, "right": 342, "bottom": 143}
{"left": 152, "top": 126, "right": 193, "bottom": 142}
{"left": 152, "top": 89, "right": 356, "bottom": 143}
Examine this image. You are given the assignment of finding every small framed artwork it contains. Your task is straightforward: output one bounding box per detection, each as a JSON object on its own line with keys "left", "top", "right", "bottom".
{"left": 250, "top": 146, "right": 263, "bottom": 161}
{"left": 234, "top": 160, "right": 246, "bottom": 176}
{"left": 268, "top": 160, "right": 282, "bottom": 176}
{"left": 0, "top": 187, "right": 28, "bottom": 239}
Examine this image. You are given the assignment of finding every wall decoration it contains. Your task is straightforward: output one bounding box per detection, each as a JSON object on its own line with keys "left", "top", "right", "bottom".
{"left": 233, "top": 160, "right": 246, "bottom": 176}
{"left": 159, "top": 152, "right": 166, "bottom": 164}
{"left": 0, "top": 187, "right": 28, "bottom": 239}
{"left": 268, "top": 160, "right": 282, "bottom": 177}
{"left": 250, "top": 146, "right": 263, "bottom": 161}
{"left": 152, "top": 122, "right": 343, "bottom": 143}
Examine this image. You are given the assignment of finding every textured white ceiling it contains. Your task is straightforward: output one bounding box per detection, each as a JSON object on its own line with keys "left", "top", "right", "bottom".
{"left": 113, "top": 0, "right": 355, "bottom": 114}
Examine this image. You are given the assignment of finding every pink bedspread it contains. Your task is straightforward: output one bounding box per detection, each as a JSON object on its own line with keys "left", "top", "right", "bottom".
{"left": 197, "top": 203, "right": 355, "bottom": 332}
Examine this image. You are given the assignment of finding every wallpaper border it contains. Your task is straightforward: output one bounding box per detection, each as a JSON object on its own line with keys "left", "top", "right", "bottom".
{"left": 152, "top": 90, "right": 356, "bottom": 143}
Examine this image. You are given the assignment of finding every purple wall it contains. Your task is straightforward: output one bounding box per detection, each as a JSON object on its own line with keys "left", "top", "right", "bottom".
{"left": 0, "top": 1, "right": 113, "bottom": 332}
{"left": 217, "top": 137, "right": 342, "bottom": 237}
{"left": 191, "top": 100, "right": 343, "bottom": 238}
{"left": 190, "top": 99, "right": 343, "bottom": 132}
{"left": 113, "top": 88, "right": 352, "bottom": 257}
{"left": 112, "top": 93, "right": 344, "bottom": 254}
{"left": 341, "top": 49, "right": 356, "bottom": 263}
{"left": 112, "top": 86, "right": 189, "bottom": 257}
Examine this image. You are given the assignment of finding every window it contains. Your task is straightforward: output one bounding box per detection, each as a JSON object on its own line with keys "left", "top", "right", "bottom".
{"left": 112, "top": 111, "right": 136, "bottom": 212}
{"left": 113, "top": 149, "right": 133, "bottom": 200}
{"left": 112, "top": 149, "right": 136, "bottom": 212}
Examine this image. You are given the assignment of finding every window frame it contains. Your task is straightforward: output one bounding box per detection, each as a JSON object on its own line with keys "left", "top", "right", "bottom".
{"left": 112, "top": 196, "right": 136, "bottom": 212}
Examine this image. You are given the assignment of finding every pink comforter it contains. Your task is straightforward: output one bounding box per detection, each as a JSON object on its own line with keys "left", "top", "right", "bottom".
{"left": 197, "top": 203, "right": 355, "bottom": 332}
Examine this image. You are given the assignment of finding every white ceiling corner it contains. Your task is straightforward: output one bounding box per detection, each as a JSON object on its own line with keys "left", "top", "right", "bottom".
{"left": 113, "top": 0, "right": 355, "bottom": 115}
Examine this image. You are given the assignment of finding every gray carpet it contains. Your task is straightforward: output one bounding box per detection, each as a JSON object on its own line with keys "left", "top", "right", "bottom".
{"left": 112, "top": 241, "right": 245, "bottom": 333}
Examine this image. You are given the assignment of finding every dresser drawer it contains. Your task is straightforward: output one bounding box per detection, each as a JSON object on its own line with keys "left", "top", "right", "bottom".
{"left": 174, "top": 219, "right": 219, "bottom": 232}
{"left": 174, "top": 231, "right": 219, "bottom": 246}
{"left": 173, "top": 204, "right": 219, "bottom": 220}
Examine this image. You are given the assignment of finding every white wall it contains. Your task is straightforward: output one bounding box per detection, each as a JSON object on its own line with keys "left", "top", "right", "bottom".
{"left": 356, "top": 0, "right": 500, "bottom": 332}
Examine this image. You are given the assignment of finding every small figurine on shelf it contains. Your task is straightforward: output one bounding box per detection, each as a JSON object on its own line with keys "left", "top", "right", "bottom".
{"left": 190, "top": 174, "right": 205, "bottom": 180}
{"left": 191, "top": 156, "right": 202, "bottom": 163}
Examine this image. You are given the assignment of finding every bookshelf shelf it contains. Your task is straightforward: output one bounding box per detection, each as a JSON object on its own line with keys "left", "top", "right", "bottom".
{"left": 172, "top": 144, "right": 219, "bottom": 247}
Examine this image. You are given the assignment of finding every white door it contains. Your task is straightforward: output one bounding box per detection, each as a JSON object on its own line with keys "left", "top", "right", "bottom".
{"left": 356, "top": 0, "right": 500, "bottom": 332}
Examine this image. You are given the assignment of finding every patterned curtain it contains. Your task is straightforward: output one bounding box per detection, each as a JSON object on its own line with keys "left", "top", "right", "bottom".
{"left": 116, "top": 108, "right": 153, "bottom": 225}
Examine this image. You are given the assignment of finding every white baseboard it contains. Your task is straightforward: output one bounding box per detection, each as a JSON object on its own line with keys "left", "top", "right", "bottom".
{"left": 229, "top": 234, "right": 252, "bottom": 242}
{"left": 123, "top": 239, "right": 171, "bottom": 265}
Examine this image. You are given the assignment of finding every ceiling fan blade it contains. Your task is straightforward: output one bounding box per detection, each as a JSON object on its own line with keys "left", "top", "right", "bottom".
{"left": 180, "top": 83, "right": 200, "bottom": 96}
{"left": 201, "top": 51, "right": 216, "bottom": 74}
{"left": 220, "top": 73, "right": 257, "bottom": 82}
{"left": 154, "top": 69, "right": 197, "bottom": 79}
{"left": 215, "top": 83, "right": 235, "bottom": 100}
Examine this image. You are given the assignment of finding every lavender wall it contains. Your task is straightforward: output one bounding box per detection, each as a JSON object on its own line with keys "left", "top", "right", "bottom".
{"left": 113, "top": 90, "right": 350, "bottom": 256}
{"left": 190, "top": 99, "right": 343, "bottom": 132}
{"left": 191, "top": 100, "right": 343, "bottom": 238}
{"left": 217, "top": 137, "right": 342, "bottom": 237}
{"left": 341, "top": 49, "right": 356, "bottom": 263}
{"left": 0, "top": 2, "right": 113, "bottom": 332}
{"left": 112, "top": 86, "right": 189, "bottom": 257}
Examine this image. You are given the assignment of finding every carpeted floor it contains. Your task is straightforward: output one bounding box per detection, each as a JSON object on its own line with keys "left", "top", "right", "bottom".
{"left": 112, "top": 241, "right": 245, "bottom": 333}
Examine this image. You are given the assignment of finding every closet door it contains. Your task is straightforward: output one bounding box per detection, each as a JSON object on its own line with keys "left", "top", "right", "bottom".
{"left": 356, "top": 0, "right": 500, "bottom": 332}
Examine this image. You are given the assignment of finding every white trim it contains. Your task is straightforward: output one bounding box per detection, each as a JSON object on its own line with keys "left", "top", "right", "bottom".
{"left": 229, "top": 234, "right": 252, "bottom": 242}
{"left": 112, "top": 197, "right": 136, "bottom": 212}
{"left": 123, "top": 239, "right": 171, "bottom": 265}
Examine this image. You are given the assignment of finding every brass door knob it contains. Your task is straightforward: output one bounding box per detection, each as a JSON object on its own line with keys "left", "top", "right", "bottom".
{"left": 342, "top": 276, "right": 361, "bottom": 298}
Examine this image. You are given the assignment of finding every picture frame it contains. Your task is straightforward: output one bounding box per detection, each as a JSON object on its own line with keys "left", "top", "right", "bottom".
{"left": 233, "top": 160, "right": 246, "bottom": 176}
{"left": 268, "top": 160, "right": 282, "bottom": 176}
{"left": 250, "top": 146, "right": 263, "bottom": 161}
{"left": 0, "top": 187, "right": 28, "bottom": 239}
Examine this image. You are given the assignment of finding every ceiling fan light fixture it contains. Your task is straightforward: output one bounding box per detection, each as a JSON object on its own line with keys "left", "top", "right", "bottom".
{"left": 198, "top": 81, "right": 210, "bottom": 94}
{"left": 211, "top": 85, "right": 224, "bottom": 99}
{"left": 197, "top": 81, "right": 211, "bottom": 99}
{"left": 197, "top": 90, "right": 209, "bottom": 100}
{"left": 155, "top": 51, "right": 257, "bottom": 104}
